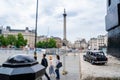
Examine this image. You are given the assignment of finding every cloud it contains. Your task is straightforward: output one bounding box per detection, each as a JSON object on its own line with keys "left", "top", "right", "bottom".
{"left": 0, "top": 0, "right": 107, "bottom": 42}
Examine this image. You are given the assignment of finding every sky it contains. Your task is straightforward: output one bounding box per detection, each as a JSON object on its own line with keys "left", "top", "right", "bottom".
{"left": 0, "top": 0, "right": 107, "bottom": 43}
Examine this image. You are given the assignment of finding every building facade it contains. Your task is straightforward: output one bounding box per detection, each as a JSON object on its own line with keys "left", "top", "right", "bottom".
{"left": 37, "top": 35, "right": 47, "bottom": 42}
{"left": 74, "top": 39, "right": 88, "bottom": 50}
{"left": 97, "top": 35, "right": 108, "bottom": 50}
{"left": 74, "top": 35, "right": 107, "bottom": 51}
{"left": 88, "top": 38, "right": 98, "bottom": 50}
{"left": 88, "top": 35, "right": 108, "bottom": 50}
{"left": 0, "top": 26, "right": 3, "bottom": 34}
{"left": 2, "top": 26, "right": 35, "bottom": 48}
{"left": 1, "top": 26, "right": 64, "bottom": 49}
{"left": 105, "top": 0, "right": 120, "bottom": 58}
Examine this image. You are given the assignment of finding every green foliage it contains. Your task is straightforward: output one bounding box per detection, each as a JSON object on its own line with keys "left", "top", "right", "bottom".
{"left": 47, "top": 38, "right": 56, "bottom": 48}
{"left": 0, "top": 35, "right": 8, "bottom": 47}
{"left": 0, "top": 33, "right": 27, "bottom": 48}
{"left": 36, "top": 38, "right": 56, "bottom": 48}
{"left": 16, "top": 33, "right": 27, "bottom": 48}
{"left": 7, "top": 35, "right": 16, "bottom": 45}
{"left": 0, "top": 35, "right": 3, "bottom": 46}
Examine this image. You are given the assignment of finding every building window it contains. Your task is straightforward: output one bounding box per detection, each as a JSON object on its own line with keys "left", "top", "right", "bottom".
{"left": 108, "top": 0, "right": 111, "bottom": 7}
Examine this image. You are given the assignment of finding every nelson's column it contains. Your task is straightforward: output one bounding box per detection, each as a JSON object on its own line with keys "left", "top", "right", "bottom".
{"left": 63, "top": 9, "right": 68, "bottom": 46}
{"left": 62, "top": 9, "right": 68, "bottom": 75}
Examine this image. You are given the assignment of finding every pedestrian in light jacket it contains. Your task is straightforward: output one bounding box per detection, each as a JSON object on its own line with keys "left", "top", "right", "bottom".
{"left": 55, "top": 55, "right": 60, "bottom": 80}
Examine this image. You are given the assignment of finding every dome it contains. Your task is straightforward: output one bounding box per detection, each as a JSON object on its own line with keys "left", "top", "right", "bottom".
{"left": 6, "top": 54, "right": 35, "bottom": 63}
{"left": 2, "top": 54, "right": 38, "bottom": 67}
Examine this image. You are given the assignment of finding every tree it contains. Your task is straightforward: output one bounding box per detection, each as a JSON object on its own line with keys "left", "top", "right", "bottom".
{"left": 47, "top": 38, "right": 56, "bottom": 48}
{"left": 36, "top": 41, "right": 46, "bottom": 48}
{"left": 0, "top": 35, "right": 3, "bottom": 47}
{"left": 16, "top": 33, "right": 27, "bottom": 48}
{"left": 36, "top": 41, "right": 42, "bottom": 48}
{"left": 0, "top": 34, "right": 27, "bottom": 48}
{"left": 0, "top": 35, "right": 8, "bottom": 47}
{"left": 36, "top": 38, "right": 56, "bottom": 48}
{"left": 7, "top": 35, "right": 16, "bottom": 46}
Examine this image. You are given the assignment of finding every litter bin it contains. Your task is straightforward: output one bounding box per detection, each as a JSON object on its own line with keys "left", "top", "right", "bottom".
{"left": 0, "top": 54, "right": 45, "bottom": 80}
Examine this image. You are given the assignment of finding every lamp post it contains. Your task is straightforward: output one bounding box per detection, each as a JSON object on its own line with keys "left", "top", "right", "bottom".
{"left": 34, "top": 0, "right": 39, "bottom": 60}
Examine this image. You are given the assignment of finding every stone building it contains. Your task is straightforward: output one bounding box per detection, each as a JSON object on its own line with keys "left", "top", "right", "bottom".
{"left": 74, "top": 39, "right": 88, "bottom": 50}
{"left": 88, "top": 38, "right": 97, "bottom": 50}
{"left": 88, "top": 35, "right": 107, "bottom": 50}
{"left": 1, "top": 26, "right": 63, "bottom": 49}
{"left": 0, "top": 26, "right": 3, "bottom": 34}
{"left": 37, "top": 35, "right": 47, "bottom": 42}
{"left": 97, "top": 35, "right": 108, "bottom": 50}
{"left": 2, "top": 26, "right": 35, "bottom": 48}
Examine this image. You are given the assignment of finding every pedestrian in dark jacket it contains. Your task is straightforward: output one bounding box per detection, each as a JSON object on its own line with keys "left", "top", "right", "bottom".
{"left": 41, "top": 54, "right": 50, "bottom": 80}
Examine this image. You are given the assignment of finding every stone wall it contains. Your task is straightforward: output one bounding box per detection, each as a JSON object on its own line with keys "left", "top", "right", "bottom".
{"left": 107, "top": 26, "right": 120, "bottom": 58}
{"left": 106, "top": 0, "right": 120, "bottom": 58}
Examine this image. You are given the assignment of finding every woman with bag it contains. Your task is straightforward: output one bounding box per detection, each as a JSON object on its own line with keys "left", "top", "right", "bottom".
{"left": 55, "top": 55, "right": 61, "bottom": 80}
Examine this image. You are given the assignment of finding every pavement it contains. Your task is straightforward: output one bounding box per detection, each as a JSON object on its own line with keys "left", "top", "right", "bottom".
{"left": 0, "top": 50, "right": 120, "bottom": 80}
{"left": 41, "top": 53, "right": 80, "bottom": 80}
{"left": 0, "top": 51, "right": 81, "bottom": 80}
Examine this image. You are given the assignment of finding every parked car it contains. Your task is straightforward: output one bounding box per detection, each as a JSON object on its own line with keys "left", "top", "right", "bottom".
{"left": 83, "top": 50, "right": 108, "bottom": 64}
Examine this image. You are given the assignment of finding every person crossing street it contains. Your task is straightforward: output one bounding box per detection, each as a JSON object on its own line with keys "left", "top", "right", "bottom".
{"left": 41, "top": 54, "right": 51, "bottom": 80}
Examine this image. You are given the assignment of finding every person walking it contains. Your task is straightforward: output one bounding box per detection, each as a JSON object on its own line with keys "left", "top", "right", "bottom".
{"left": 41, "top": 54, "right": 51, "bottom": 80}
{"left": 49, "top": 55, "right": 55, "bottom": 77}
{"left": 55, "top": 55, "right": 61, "bottom": 80}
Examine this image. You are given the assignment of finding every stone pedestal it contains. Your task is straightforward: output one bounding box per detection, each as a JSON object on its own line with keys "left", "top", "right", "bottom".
{"left": 107, "top": 26, "right": 120, "bottom": 58}
{"left": 106, "top": 0, "right": 120, "bottom": 58}
{"left": 0, "top": 54, "right": 45, "bottom": 80}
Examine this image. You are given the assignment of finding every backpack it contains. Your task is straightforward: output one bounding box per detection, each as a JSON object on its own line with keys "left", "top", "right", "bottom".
{"left": 41, "top": 58, "right": 48, "bottom": 67}
{"left": 56, "top": 62, "right": 62, "bottom": 68}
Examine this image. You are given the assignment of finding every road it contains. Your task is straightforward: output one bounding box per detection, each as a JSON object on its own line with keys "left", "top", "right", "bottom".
{"left": 80, "top": 53, "right": 120, "bottom": 80}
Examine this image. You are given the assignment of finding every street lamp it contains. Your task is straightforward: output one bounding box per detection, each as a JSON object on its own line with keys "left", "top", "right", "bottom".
{"left": 34, "top": 0, "right": 39, "bottom": 60}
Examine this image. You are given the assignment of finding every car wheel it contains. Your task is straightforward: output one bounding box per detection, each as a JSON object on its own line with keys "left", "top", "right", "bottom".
{"left": 39, "top": 78, "right": 42, "bottom": 80}
{"left": 91, "top": 60, "right": 94, "bottom": 65}
{"left": 83, "top": 57, "right": 86, "bottom": 61}
{"left": 102, "top": 63, "right": 105, "bottom": 65}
